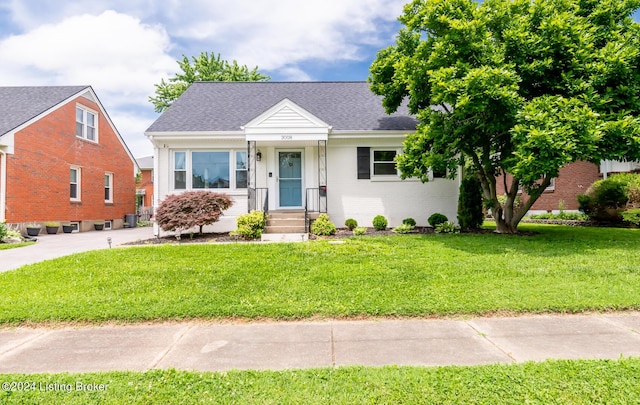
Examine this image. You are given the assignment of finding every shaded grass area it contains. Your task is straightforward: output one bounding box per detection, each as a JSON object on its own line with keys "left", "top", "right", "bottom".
{"left": 0, "top": 242, "right": 33, "bottom": 251}
{"left": 1, "top": 359, "right": 639, "bottom": 404}
{"left": 1, "top": 224, "right": 639, "bottom": 324}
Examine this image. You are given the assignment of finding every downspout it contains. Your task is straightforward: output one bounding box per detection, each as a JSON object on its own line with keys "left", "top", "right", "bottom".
{"left": 0, "top": 149, "right": 6, "bottom": 223}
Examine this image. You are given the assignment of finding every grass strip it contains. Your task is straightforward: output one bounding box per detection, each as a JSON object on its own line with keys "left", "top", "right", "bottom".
{"left": 1, "top": 358, "right": 639, "bottom": 404}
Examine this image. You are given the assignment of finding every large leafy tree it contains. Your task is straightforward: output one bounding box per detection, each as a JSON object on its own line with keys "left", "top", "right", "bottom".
{"left": 150, "top": 52, "right": 270, "bottom": 112}
{"left": 370, "top": 0, "right": 640, "bottom": 233}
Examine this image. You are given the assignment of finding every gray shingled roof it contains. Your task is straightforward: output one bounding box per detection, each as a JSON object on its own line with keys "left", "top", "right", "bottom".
{"left": 0, "top": 86, "right": 90, "bottom": 136}
{"left": 146, "top": 82, "right": 417, "bottom": 133}
{"left": 136, "top": 155, "right": 154, "bottom": 169}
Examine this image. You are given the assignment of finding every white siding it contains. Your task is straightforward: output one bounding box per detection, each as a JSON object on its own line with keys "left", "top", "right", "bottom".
{"left": 326, "top": 141, "right": 459, "bottom": 228}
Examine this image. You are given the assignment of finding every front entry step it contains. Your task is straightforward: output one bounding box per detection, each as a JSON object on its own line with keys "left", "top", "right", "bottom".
{"left": 264, "top": 210, "right": 306, "bottom": 234}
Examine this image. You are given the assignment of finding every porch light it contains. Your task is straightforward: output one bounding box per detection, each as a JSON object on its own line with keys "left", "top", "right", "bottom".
{"left": 256, "top": 150, "right": 262, "bottom": 161}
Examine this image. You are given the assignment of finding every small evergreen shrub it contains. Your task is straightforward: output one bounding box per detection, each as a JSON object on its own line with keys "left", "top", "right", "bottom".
{"left": 578, "top": 173, "right": 640, "bottom": 221}
{"left": 372, "top": 215, "right": 388, "bottom": 231}
{"left": 402, "top": 218, "right": 416, "bottom": 227}
{"left": 434, "top": 221, "right": 460, "bottom": 234}
{"left": 344, "top": 218, "right": 358, "bottom": 231}
{"left": 392, "top": 224, "right": 413, "bottom": 234}
{"left": 457, "top": 175, "right": 484, "bottom": 229}
{"left": 231, "top": 210, "right": 266, "bottom": 239}
{"left": 621, "top": 208, "right": 640, "bottom": 226}
{"left": 353, "top": 227, "right": 367, "bottom": 236}
{"left": 428, "top": 213, "right": 448, "bottom": 228}
{"left": 0, "top": 222, "right": 7, "bottom": 241}
{"left": 311, "top": 214, "right": 336, "bottom": 236}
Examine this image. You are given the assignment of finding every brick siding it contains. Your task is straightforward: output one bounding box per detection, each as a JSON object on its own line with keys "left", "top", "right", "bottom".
{"left": 4, "top": 96, "right": 136, "bottom": 227}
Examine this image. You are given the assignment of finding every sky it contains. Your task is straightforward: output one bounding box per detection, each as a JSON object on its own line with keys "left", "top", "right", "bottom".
{"left": 0, "top": 0, "right": 407, "bottom": 158}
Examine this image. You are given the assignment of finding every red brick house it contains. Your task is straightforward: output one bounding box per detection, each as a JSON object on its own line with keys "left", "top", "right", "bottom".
{"left": 0, "top": 86, "right": 138, "bottom": 232}
{"left": 135, "top": 155, "right": 154, "bottom": 220}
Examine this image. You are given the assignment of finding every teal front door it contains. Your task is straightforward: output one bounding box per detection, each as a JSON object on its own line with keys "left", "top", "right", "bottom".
{"left": 278, "top": 151, "right": 303, "bottom": 207}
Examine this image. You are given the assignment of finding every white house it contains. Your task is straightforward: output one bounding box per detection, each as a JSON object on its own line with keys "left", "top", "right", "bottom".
{"left": 145, "top": 82, "right": 460, "bottom": 236}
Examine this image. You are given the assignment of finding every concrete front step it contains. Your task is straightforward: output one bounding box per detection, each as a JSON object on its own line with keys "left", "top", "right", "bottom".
{"left": 265, "top": 225, "right": 306, "bottom": 234}
{"left": 266, "top": 219, "right": 305, "bottom": 227}
{"left": 261, "top": 233, "right": 309, "bottom": 242}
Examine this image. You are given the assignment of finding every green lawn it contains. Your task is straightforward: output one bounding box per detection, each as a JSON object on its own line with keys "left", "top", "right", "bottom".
{"left": 1, "top": 358, "right": 639, "bottom": 404}
{"left": 0, "top": 242, "right": 33, "bottom": 251}
{"left": 1, "top": 224, "right": 639, "bottom": 324}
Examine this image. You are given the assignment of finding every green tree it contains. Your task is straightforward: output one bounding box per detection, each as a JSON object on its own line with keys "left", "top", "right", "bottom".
{"left": 150, "top": 52, "right": 270, "bottom": 113}
{"left": 369, "top": 0, "right": 640, "bottom": 233}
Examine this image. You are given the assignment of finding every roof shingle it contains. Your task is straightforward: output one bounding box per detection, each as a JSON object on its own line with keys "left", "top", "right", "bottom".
{"left": 145, "top": 82, "right": 417, "bottom": 133}
{"left": 0, "top": 86, "right": 89, "bottom": 136}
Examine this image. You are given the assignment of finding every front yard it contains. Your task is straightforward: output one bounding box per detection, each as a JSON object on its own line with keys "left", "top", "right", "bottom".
{"left": 1, "top": 224, "right": 638, "bottom": 324}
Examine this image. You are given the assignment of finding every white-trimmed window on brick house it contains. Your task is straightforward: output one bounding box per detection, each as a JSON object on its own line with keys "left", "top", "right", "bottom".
{"left": 76, "top": 105, "right": 97, "bottom": 142}
{"left": 172, "top": 150, "right": 247, "bottom": 191}
{"left": 70, "top": 166, "right": 81, "bottom": 201}
{"left": 104, "top": 172, "right": 113, "bottom": 203}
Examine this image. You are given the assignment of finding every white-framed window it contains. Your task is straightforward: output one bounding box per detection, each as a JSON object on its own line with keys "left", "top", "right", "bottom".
{"left": 172, "top": 150, "right": 247, "bottom": 190}
{"left": 70, "top": 166, "right": 81, "bottom": 201}
{"left": 69, "top": 222, "right": 80, "bottom": 232}
{"left": 104, "top": 220, "right": 112, "bottom": 230}
{"left": 372, "top": 149, "right": 399, "bottom": 177}
{"left": 104, "top": 173, "right": 113, "bottom": 202}
{"left": 76, "top": 105, "right": 98, "bottom": 142}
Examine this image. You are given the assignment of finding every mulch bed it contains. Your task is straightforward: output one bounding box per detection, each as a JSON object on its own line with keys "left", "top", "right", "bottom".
{"left": 122, "top": 226, "right": 512, "bottom": 246}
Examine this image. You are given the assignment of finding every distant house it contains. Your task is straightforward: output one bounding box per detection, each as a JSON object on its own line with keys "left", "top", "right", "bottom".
{"left": 145, "top": 82, "right": 460, "bottom": 237}
{"left": 135, "top": 155, "right": 154, "bottom": 220}
{"left": 0, "top": 86, "right": 137, "bottom": 232}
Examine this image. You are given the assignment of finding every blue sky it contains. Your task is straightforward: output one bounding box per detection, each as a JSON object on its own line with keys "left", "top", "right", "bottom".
{"left": 1, "top": 1, "right": 639, "bottom": 158}
{"left": 0, "top": 0, "right": 406, "bottom": 157}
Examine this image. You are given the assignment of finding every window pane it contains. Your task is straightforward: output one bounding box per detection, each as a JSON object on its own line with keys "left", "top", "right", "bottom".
{"left": 174, "top": 152, "right": 186, "bottom": 170}
{"left": 86, "top": 127, "right": 95, "bottom": 141}
{"left": 236, "top": 151, "right": 247, "bottom": 170}
{"left": 70, "top": 184, "right": 77, "bottom": 199}
{"left": 174, "top": 171, "right": 186, "bottom": 189}
{"left": 236, "top": 170, "right": 247, "bottom": 188}
{"left": 70, "top": 169, "right": 77, "bottom": 183}
{"left": 192, "top": 151, "right": 229, "bottom": 189}
{"left": 374, "top": 150, "right": 396, "bottom": 162}
{"left": 374, "top": 162, "right": 397, "bottom": 175}
{"left": 104, "top": 175, "right": 110, "bottom": 187}
{"left": 76, "top": 107, "right": 84, "bottom": 123}
{"left": 75, "top": 122, "right": 83, "bottom": 137}
{"left": 87, "top": 112, "right": 95, "bottom": 127}
{"left": 105, "top": 188, "right": 111, "bottom": 201}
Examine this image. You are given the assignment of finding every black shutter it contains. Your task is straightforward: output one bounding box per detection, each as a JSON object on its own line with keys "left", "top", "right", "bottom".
{"left": 357, "top": 147, "right": 370, "bottom": 179}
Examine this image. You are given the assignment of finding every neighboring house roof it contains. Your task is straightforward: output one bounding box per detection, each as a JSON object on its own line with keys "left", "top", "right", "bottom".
{"left": 145, "top": 81, "right": 417, "bottom": 133}
{"left": 0, "top": 86, "right": 89, "bottom": 137}
{"left": 136, "top": 156, "right": 154, "bottom": 169}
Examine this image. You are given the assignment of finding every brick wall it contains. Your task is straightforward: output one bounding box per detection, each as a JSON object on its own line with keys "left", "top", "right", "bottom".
{"left": 5, "top": 96, "right": 136, "bottom": 228}
{"left": 139, "top": 168, "right": 154, "bottom": 207}
{"left": 496, "top": 161, "right": 601, "bottom": 211}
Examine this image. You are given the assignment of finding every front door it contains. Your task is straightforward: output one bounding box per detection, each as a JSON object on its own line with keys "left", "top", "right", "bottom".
{"left": 278, "top": 150, "right": 303, "bottom": 208}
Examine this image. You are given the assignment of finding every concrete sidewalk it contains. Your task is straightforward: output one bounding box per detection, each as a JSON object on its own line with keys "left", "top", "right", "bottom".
{"left": 0, "top": 227, "right": 155, "bottom": 273}
{"left": 0, "top": 312, "right": 638, "bottom": 374}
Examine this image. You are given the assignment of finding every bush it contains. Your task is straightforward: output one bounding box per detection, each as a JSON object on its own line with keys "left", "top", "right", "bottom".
{"left": 402, "top": 218, "right": 416, "bottom": 227}
{"left": 578, "top": 173, "right": 640, "bottom": 221}
{"left": 529, "top": 212, "right": 589, "bottom": 221}
{"left": 231, "top": 210, "right": 265, "bottom": 239}
{"left": 353, "top": 227, "right": 367, "bottom": 236}
{"left": 344, "top": 218, "right": 358, "bottom": 231}
{"left": 434, "top": 221, "right": 460, "bottom": 234}
{"left": 392, "top": 224, "right": 413, "bottom": 234}
{"left": 156, "top": 191, "right": 233, "bottom": 234}
{"left": 428, "top": 213, "right": 448, "bottom": 228}
{"left": 457, "top": 175, "right": 484, "bottom": 229}
{"left": 0, "top": 222, "right": 7, "bottom": 241}
{"left": 311, "top": 214, "right": 336, "bottom": 236}
{"left": 372, "top": 215, "right": 388, "bottom": 231}
{"left": 621, "top": 208, "right": 640, "bottom": 226}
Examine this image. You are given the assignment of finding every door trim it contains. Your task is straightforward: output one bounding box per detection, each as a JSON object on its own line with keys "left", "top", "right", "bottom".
{"left": 276, "top": 149, "right": 304, "bottom": 209}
